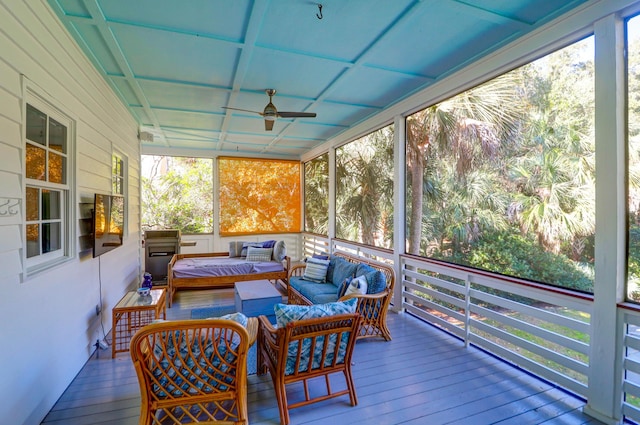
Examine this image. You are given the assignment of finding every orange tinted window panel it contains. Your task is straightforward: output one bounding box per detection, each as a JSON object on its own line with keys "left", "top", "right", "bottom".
{"left": 218, "top": 157, "right": 301, "bottom": 235}
{"left": 26, "top": 144, "right": 46, "bottom": 180}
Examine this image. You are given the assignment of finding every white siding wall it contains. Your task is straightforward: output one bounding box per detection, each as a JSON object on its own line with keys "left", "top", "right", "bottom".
{"left": 0, "top": 2, "right": 141, "bottom": 424}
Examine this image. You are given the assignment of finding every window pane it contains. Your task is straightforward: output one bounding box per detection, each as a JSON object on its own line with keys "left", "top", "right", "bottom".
{"left": 42, "top": 190, "right": 60, "bottom": 220}
{"left": 49, "top": 118, "right": 67, "bottom": 153}
{"left": 406, "top": 37, "right": 595, "bottom": 293}
{"left": 48, "top": 152, "right": 65, "bottom": 184}
{"left": 26, "top": 144, "right": 46, "bottom": 180}
{"left": 113, "top": 156, "right": 123, "bottom": 177}
{"left": 26, "top": 104, "right": 46, "bottom": 146}
{"left": 336, "top": 125, "right": 394, "bottom": 248}
{"left": 304, "top": 154, "right": 329, "bottom": 235}
{"left": 218, "top": 157, "right": 301, "bottom": 235}
{"left": 112, "top": 155, "right": 124, "bottom": 195}
{"left": 26, "top": 224, "right": 39, "bottom": 258}
{"left": 141, "top": 155, "right": 213, "bottom": 233}
{"left": 26, "top": 186, "right": 39, "bottom": 221}
{"left": 42, "top": 222, "right": 61, "bottom": 254}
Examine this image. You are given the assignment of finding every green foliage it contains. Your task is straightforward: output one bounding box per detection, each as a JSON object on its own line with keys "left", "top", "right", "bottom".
{"left": 628, "top": 219, "right": 640, "bottom": 284}
{"left": 433, "top": 230, "right": 593, "bottom": 293}
{"left": 405, "top": 37, "right": 596, "bottom": 292}
{"left": 304, "top": 154, "right": 329, "bottom": 235}
{"left": 336, "top": 124, "right": 394, "bottom": 248}
{"left": 141, "top": 156, "right": 213, "bottom": 234}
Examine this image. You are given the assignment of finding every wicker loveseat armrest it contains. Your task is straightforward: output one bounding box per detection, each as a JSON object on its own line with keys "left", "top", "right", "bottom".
{"left": 288, "top": 263, "right": 306, "bottom": 277}
{"left": 256, "top": 315, "right": 279, "bottom": 376}
{"left": 338, "top": 290, "right": 389, "bottom": 302}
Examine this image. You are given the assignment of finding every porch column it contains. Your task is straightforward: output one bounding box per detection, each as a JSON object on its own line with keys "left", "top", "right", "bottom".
{"left": 583, "top": 13, "right": 626, "bottom": 424}
{"left": 392, "top": 114, "right": 406, "bottom": 312}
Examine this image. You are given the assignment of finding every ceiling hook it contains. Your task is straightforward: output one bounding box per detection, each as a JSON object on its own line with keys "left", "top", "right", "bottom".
{"left": 316, "top": 4, "right": 323, "bottom": 20}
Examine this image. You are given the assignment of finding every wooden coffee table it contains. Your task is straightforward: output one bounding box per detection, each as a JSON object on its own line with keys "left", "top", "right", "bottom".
{"left": 111, "top": 288, "right": 166, "bottom": 358}
{"left": 234, "top": 279, "right": 282, "bottom": 323}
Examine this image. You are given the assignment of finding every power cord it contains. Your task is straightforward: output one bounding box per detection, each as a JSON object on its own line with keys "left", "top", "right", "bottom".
{"left": 96, "top": 255, "right": 111, "bottom": 349}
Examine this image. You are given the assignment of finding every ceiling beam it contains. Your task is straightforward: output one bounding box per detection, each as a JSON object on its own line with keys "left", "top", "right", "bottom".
{"left": 80, "top": 0, "right": 168, "bottom": 145}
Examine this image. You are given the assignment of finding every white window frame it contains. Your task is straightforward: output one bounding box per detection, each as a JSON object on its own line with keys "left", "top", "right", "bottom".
{"left": 112, "top": 149, "right": 127, "bottom": 236}
{"left": 23, "top": 86, "right": 75, "bottom": 276}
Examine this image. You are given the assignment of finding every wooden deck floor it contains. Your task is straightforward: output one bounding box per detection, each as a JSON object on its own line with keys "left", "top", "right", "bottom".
{"left": 41, "top": 287, "right": 604, "bottom": 425}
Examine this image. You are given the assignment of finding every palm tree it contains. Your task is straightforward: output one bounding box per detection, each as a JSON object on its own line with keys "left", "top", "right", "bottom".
{"left": 406, "top": 73, "right": 525, "bottom": 255}
{"left": 304, "top": 154, "right": 329, "bottom": 235}
{"left": 509, "top": 39, "right": 595, "bottom": 257}
{"left": 336, "top": 125, "right": 394, "bottom": 247}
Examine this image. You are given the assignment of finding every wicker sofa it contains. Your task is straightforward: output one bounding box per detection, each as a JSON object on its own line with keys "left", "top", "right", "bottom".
{"left": 287, "top": 251, "right": 395, "bottom": 341}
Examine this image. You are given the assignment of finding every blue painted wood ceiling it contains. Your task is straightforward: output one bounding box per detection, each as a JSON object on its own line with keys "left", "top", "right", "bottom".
{"left": 48, "top": 0, "right": 588, "bottom": 159}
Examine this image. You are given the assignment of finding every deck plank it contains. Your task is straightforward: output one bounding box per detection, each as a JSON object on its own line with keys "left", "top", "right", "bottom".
{"left": 41, "top": 288, "right": 604, "bottom": 425}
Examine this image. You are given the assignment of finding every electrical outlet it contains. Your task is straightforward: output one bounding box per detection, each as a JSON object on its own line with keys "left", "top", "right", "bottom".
{"left": 95, "top": 304, "right": 101, "bottom": 316}
{"left": 98, "top": 339, "right": 109, "bottom": 350}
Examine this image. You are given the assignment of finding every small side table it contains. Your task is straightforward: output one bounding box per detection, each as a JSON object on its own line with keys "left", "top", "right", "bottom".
{"left": 234, "top": 279, "right": 282, "bottom": 324}
{"left": 112, "top": 288, "right": 166, "bottom": 358}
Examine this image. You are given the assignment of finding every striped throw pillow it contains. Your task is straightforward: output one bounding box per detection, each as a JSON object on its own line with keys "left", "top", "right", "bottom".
{"left": 303, "top": 257, "right": 330, "bottom": 283}
{"left": 245, "top": 247, "right": 273, "bottom": 262}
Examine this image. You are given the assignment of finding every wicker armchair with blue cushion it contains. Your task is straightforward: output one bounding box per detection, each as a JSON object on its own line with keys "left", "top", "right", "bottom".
{"left": 287, "top": 251, "right": 394, "bottom": 341}
{"left": 130, "top": 318, "right": 251, "bottom": 425}
{"left": 257, "top": 299, "right": 362, "bottom": 425}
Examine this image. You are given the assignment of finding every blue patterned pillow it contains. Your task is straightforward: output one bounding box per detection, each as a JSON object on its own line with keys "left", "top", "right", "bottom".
{"left": 274, "top": 297, "right": 358, "bottom": 328}
{"left": 151, "top": 325, "right": 243, "bottom": 397}
{"left": 336, "top": 277, "right": 352, "bottom": 298}
{"left": 303, "top": 257, "right": 329, "bottom": 283}
{"left": 364, "top": 270, "right": 387, "bottom": 294}
{"left": 355, "top": 263, "right": 375, "bottom": 277}
{"left": 274, "top": 299, "right": 357, "bottom": 375}
{"left": 217, "top": 312, "right": 248, "bottom": 327}
{"left": 260, "top": 240, "right": 276, "bottom": 248}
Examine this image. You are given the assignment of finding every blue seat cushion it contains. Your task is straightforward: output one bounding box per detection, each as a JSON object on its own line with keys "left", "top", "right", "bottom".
{"left": 290, "top": 276, "right": 340, "bottom": 304}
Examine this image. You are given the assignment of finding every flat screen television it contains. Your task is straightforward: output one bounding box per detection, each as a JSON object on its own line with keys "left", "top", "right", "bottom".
{"left": 93, "top": 193, "right": 125, "bottom": 257}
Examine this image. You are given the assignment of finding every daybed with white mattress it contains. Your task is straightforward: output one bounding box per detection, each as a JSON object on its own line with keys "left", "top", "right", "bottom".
{"left": 166, "top": 240, "right": 290, "bottom": 307}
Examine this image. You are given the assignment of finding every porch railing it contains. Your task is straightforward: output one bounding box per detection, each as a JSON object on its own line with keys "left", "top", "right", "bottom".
{"left": 300, "top": 233, "right": 593, "bottom": 399}
{"left": 400, "top": 255, "right": 592, "bottom": 398}
{"left": 622, "top": 307, "right": 640, "bottom": 423}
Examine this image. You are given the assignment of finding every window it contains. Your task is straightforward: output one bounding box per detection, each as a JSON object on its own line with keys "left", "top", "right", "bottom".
{"left": 335, "top": 124, "right": 394, "bottom": 248}
{"left": 24, "top": 97, "right": 73, "bottom": 272}
{"left": 112, "top": 153, "right": 125, "bottom": 195}
{"left": 141, "top": 155, "right": 213, "bottom": 233}
{"left": 304, "top": 153, "right": 329, "bottom": 235}
{"left": 406, "top": 37, "right": 595, "bottom": 293}
{"left": 218, "top": 157, "right": 301, "bottom": 235}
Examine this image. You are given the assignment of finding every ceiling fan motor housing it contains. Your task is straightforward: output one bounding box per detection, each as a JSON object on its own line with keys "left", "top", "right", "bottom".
{"left": 263, "top": 101, "right": 277, "bottom": 121}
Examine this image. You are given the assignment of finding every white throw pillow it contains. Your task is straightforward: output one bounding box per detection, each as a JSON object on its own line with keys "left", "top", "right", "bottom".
{"left": 344, "top": 275, "right": 368, "bottom": 296}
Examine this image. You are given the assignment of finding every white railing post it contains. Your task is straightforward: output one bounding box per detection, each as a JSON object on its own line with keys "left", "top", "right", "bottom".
{"left": 465, "top": 274, "right": 471, "bottom": 347}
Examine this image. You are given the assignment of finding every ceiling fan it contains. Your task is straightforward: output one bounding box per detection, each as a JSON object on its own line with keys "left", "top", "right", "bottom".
{"left": 223, "top": 89, "right": 317, "bottom": 131}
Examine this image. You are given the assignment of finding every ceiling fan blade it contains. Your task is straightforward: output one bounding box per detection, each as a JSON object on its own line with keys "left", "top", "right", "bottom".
{"left": 265, "top": 119, "right": 274, "bottom": 131}
{"left": 277, "top": 111, "right": 317, "bottom": 118}
{"left": 222, "top": 106, "right": 263, "bottom": 115}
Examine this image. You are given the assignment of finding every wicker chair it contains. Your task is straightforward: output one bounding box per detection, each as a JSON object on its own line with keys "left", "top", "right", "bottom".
{"left": 130, "top": 319, "right": 251, "bottom": 425}
{"left": 288, "top": 251, "right": 395, "bottom": 341}
{"left": 257, "top": 313, "right": 362, "bottom": 425}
